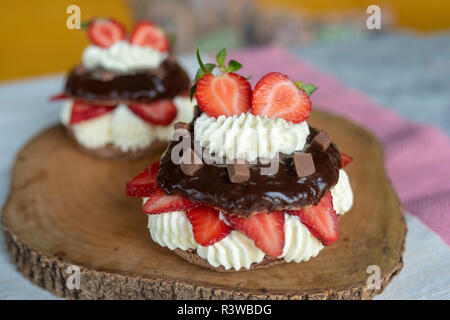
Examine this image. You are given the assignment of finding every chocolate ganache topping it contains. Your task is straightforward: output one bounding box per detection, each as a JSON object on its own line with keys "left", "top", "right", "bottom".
{"left": 158, "top": 112, "right": 342, "bottom": 217}
{"left": 64, "top": 59, "right": 190, "bottom": 103}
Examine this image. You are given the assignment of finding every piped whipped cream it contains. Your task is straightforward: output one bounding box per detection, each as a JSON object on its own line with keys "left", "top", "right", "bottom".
{"left": 331, "top": 169, "right": 353, "bottom": 215}
{"left": 194, "top": 112, "right": 310, "bottom": 162}
{"left": 146, "top": 170, "right": 352, "bottom": 270}
{"left": 60, "top": 96, "right": 196, "bottom": 152}
{"left": 82, "top": 41, "right": 168, "bottom": 72}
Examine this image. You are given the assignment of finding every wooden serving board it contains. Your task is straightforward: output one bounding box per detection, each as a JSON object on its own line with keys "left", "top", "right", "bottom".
{"left": 1, "top": 110, "right": 406, "bottom": 300}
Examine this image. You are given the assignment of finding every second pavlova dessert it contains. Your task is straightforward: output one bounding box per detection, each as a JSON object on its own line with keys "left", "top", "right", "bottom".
{"left": 51, "top": 18, "right": 196, "bottom": 159}
{"left": 127, "top": 49, "right": 354, "bottom": 271}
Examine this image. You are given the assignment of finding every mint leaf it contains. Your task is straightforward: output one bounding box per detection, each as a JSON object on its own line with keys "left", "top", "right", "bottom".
{"left": 302, "top": 84, "right": 317, "bottom": 95}
{"left": 216, "top": 48, "right": 227, "bottom": 68}
{"left": 226, "top": 60, "right": 242, "bottom": 73}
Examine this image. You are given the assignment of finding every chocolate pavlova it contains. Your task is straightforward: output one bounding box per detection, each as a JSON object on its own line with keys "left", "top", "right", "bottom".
{"left": 126, "top": 49, "right": 354, "bottom": 271}
{"left": 51, "top": 18, "right": 196, "bottom": 159}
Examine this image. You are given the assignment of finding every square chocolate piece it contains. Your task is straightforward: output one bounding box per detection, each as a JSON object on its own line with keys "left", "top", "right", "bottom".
{"left": 294, "top": 152, "right": 315, "bottom": 177}
{"left": 312, "top": 131, "right": 331, "bottom": 150}
{"left": 227, "top": 159, "right": 250, "bottom": 183}
{"left": 180, "top": 148, "right": 203, "bottom": 176}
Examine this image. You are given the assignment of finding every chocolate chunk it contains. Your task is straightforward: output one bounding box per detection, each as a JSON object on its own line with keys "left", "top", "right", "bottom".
{"left": 173, "top": 121, "right": 190, "bottom": 131}
{"left": 227, "top": 160, "right": 250, "bottom": 183}
{"left": 312, "top": 131, "right": 331, "bottom": 150}
{"left": 294, "top": 152, "right": 315, "bottom": 177}
{"left": 180, "top": 148, "right": 203, "bottom": 176}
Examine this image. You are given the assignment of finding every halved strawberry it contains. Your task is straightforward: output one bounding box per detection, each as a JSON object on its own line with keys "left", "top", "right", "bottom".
{"left": 129, "top": 21, "right": 170, "bottom": 52}
{"left": 143, "top": 186, "right": 197, "bottom": 214}
{"left": 195, "top": 72, "right": 252, "bottom": 118}
{"left": 126, "top": 162, "right": 159, "bottom": 197}
{"left": 288, "top": 192, "right": 339, "bottom": 246}
{"left": 251, "top": 72, "right": 311, "bottom": 123}
{"left": 340, "top": 152, "right": 353, "bottom": 168}
{"left": 69, "top": 101, "right": 115, "bottom": 125}
{"left": 186, "top": 206, "right": 232, "bottom": 246}
{"left": 129, "top": 100, "right": 177, "bottom": 126}
{"left": 49, "top": 93, "right": 68, "bottom": 102}
{"left": 87, "top": 18, "right": 126, "bottom": 48}
{"left": 226, "top": 211, "right": 285, "bottom": 257}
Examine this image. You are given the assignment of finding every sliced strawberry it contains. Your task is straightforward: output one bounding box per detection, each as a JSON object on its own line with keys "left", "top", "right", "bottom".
{"left": 226, "top": 211, "right": 285, "bottom": 257}
{"left": 129, "top": 21, "right": 170, "bottom": 52}
{"left": 195, "top": 72, "right": 252, "bottom": 118}
{"left": 126, "top": 162, "right": 159, "bottom": 197}
{"left": 87, "top": 18, "right": 126, "bottom": 48}
{"left": 289, "top": 192, "right": 339, "bottom": 246}
{"left": 143, "top": 186, "right": 197, "bottom": 214}
{"left": 129, "top": 100, "right": 177, "bottom": 126}
{"left": 69, "top": 101, "right": 115, "bottom": 125}
{"left": 49, "top": 93, "right": 68, "bottom": 102}
{"left": 186, "top": 206, "right": 232, "bottom": 246}
{"left": 340, "top": 152, "right": 353, "bottom": 168}
{"left": 251, "top": 72, "right": 311, "bottom": 123}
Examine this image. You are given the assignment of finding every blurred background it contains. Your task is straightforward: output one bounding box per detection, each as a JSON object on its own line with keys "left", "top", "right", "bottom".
{"left": 1, "top": 0, "right": 450, "bottom": 80}
{"left": 2, "top": 0, "right": 449, "bottom": 132}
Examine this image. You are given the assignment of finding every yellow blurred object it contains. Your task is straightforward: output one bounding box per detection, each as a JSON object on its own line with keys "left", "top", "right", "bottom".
{"left": 0, "top": 0, "right": 133, "bottom": 82}
{"left": 258, "top": 0, "right": 450, "bottom": 32}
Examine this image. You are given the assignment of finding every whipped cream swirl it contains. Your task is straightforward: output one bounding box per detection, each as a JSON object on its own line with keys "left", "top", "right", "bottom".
{"left": 331, "top": 169, "right": 353, "bottom": 215}
{"left": 82, "top": 41, "right": 168, "bottom": 72}
{"left": 194, "top": 112, "right": 310, "bottom": 162}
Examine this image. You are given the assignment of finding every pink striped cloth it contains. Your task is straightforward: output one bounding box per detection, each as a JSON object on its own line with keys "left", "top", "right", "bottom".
{"left": 229, "top": 46, "right": 450, "bottom": 245}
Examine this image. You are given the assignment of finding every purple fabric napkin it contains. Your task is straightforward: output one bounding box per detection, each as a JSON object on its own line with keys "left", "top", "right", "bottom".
{"left": 229, "top": 46, "right": 450, "bottom": 245}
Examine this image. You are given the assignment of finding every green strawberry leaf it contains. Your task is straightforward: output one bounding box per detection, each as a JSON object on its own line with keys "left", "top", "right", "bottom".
{"left": 167, "top": 32, "right": 177, "bottom": 47}
{"left": 216, "top": 48, "right": 227, "bottom": 68}
{"left": 302, "top": 84, "right": 318, "bottom": 95}
{"left": 295, "top": 81, "right": 317, "bottom": 95}
{"left": 226, "top": 60, "right": 242, "bottom": 73}
{"left": 196, "top": 48, "right": 208, "bottom": 73}
{"left": 194, "top": 63, "right": 216, "bottom": 83}
{"left": 189, "top": 84, "right": 197, "bottom": 101}
{"left": 80, "top": 20, "right": 92, "bottom": 30}
{"left": 204, "top": 63, "right": 216, "bottom": 72}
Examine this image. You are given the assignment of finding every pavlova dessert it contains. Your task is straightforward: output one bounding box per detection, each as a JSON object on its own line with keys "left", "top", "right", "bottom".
{"left": 51, "top": 18, "right": 195, "bottom": 159}
{"left": 126, "top": 49, "right": 354, "bottom": 271}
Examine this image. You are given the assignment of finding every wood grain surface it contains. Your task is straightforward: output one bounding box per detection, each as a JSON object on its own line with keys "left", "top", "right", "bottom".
{"left": 1, "top": 110, "right": 406, "bottom": 299}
